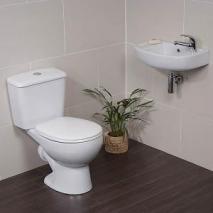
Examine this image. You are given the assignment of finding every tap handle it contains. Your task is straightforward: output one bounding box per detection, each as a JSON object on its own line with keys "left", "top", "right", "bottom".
{"left": 180, "top": 34, "right": 196, "bottom": 50}
{"left": 180, "top": 34, "right": 195, "bottom": 43}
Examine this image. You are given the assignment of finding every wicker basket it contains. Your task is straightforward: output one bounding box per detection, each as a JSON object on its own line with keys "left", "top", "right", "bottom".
{"left": 104, "top": 133, "right": 128, "bottom": 154}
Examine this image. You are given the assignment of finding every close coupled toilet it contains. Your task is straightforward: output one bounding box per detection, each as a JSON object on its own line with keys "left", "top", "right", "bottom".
{"left": 7, "top": 68, "right": 103, "bottom": 195}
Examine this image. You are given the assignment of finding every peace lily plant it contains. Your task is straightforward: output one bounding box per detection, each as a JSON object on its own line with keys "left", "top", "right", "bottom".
{"left": 83, "top": 87, "right": 153, "bottom": 154}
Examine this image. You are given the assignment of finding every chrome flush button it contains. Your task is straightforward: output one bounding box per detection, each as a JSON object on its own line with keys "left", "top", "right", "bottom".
{"left": 33, "top": 72, "right": 42, "bottom": 76}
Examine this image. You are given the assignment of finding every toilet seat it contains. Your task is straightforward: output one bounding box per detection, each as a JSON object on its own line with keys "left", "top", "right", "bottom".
{"left": 35, "top": 117, "right": 102, "bottom": 144}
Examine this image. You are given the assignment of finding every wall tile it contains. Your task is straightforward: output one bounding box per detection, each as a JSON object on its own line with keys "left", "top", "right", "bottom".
{"left": 31, "top": 51, "right": 99, "bottom": 108}
{"left": 181, "top": 65, "right": 213, "bottom": 119}
{"left": 65, "top": 92, "right": 125, "bottom": 127}
{"left": 65, "top": 100, "right": 102, "bottom": 121}
{"left": 0, "top": 0, "right": 125, "bottom": 180}
{"left": 0, "top": 125, "right": 44, "bottom": 179}
{"left": 126, "top": 0, "right": 213, "bottom": 172}
{"left": 139, "top": 102, "right": 182, "bottom": 157}
{"left": 98, "top": 45, "right": 125, "bottom": 95}
{"left": 63, "top": 0, "right": 125, "bottom": 52}
{"left": 0, "top": 0, "right": 64, "bottom": 68}
{"left": 0, "top": 0, "right": 25, "bottom": 6}
{"left": 126, "top": 0, "right": 184, "bottom": 44}
{"left": 0, "top": 64, "right": 29, "bottom": 127}
{"left": 151, "top": 70, "right": 184, "bottom": 108}
{"left": 185, "top": 0, "right": 213, "bottom": 55}
{"left": 182, "top": 112, "right": 213, "bottom": 170}
{"left": 126, "top": 44, "right": 153, "bottom": 93}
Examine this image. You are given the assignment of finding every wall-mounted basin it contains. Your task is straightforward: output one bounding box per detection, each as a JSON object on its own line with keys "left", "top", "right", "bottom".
{"left": 135, "top": 42, "right": 209, "bottom": 71}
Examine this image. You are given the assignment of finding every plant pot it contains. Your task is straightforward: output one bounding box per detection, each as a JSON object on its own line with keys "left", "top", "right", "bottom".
{"left": 104, "top": 133, "right": 128, "bottom": 154}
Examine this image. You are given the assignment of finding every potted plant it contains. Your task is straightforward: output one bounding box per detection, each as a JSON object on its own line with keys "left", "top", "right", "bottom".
{"left": 83, "top": 87, "right": 153, "bottom": 154}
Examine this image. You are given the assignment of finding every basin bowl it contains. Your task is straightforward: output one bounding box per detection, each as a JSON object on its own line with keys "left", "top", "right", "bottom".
{"left": 135, "top": 42, "right": 209, "bottom": 71}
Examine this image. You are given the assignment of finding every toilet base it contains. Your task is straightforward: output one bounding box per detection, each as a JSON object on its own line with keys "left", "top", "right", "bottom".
{"left": 38, "top": 146, "right": 92, "bottom": 195}
{"left": 44, "top": 165, "right": 92, "bottom": 195}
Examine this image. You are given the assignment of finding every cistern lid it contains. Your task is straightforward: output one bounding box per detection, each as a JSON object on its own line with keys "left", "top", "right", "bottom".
{"left": 7, "top": 68, "right": 66, "bottom": 88}
{"left": 35, "top": 117, "right": 102, "bottom": 143}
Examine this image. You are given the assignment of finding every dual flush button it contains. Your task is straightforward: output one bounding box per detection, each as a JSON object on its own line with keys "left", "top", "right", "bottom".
{"left": 33, "top": 72, "right": 42, "bottom": 76}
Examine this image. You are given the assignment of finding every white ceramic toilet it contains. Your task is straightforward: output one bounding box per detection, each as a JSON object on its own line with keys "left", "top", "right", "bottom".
{"left": 7, "top": 68, "right": 103, "bottom": 195}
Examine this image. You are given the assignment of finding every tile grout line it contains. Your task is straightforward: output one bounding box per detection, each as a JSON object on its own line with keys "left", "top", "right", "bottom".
{"left": 124, "top": 0, "right": 128, "bottom": 98}
{"left": 29, "top": 62, "right": 32, "bottom": 71}
{"left": 64, "top": 92, "right": 125, "bottom": 111}
{"left": 24, "top": 42, "right": 125, "bottom": 65}
{"left": 60, "top": 0, "right": 67, "bottom": 54}
{"left": 97, "top": 51, "right": 101, "bottom": 89}
{"left": 183, "top": 0, "right": 186, "bottom": 34}
{"left": 179, "top": 109, "right": 184, "bottom": 158}
{"left": 0, "top": 42, "right": 124, "bottom": 72}
{"left": 0, "top": 0, "right": 48, "bottom": 9}
{"left": 191, "top": 0, "right": 213, "bottom": 5}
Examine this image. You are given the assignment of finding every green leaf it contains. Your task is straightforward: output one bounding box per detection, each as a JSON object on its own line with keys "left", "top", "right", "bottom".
{"left": 83, "top": 87, "right": 154, "bottom": 135}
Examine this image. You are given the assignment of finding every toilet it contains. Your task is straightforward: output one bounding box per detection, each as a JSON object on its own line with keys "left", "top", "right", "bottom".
{"left": 7, "top": 68, "right": 103, "bottom": 195}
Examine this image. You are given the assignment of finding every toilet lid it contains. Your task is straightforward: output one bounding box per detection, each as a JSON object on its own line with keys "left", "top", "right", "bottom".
{"left": 35, "top": 117, "right": 102, "bottom": 143}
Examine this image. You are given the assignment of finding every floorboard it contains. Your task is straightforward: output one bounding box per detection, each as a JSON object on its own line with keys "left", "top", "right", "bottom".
{"left": 0, "top": 140, "right": 213, "bottom": 213}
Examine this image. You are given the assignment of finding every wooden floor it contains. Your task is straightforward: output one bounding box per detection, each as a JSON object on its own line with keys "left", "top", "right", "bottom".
{"left": 1, "top": 140, "right": 213, "bottom": 213}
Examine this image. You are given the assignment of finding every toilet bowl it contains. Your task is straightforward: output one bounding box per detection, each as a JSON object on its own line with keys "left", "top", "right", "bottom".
{"left": 7, "top": 68, "right": 103, "bottom": 195}
{"left": 28, "top": 117, "right": 103, "bottom": 194}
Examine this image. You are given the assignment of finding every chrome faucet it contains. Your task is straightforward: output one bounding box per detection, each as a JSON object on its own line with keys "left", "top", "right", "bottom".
{"left": 174, "top": 34, "right": 196, "bottom": 51}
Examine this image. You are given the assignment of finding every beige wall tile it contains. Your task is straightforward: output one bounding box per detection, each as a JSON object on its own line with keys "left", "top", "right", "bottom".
{"left": 0, "top": 0, "right": 125, "bottom": 180}
{"left": 151, "top": 70, "right": 184, "bottom": 108}
{"left": 98, "top": 45, "right": 125, "bottom": 95}
{"left": 141, "top": 102, "right": 182, "bottom": 157}
{"left": 63, "top": 0, "right": 125, "bottom": 52}
{"left": 31, "top": 52, "right": 99, "bottom": 108}
{"left": 182, "top": 65, "right": 213, "bottom": 119}
{"left": 0, "top": 0, "right": 64, "bottom": 68}
{"left": 126, "top": 0, "right": 213, "bottom": 171}
{"left": 182, "top": 112, "right": 213, "bottom": 170}
{"left": 0, "top": 64, "right": 29, "bottom": 127}
{"left": 0, "top": 125, "right": 44, "bottom": 179}
{"left": 65, "top": 100, "right": 102, "bottom": 121}
{"left": 65, "top": 92, "right": 126, "bottom": 127}
{"left": 185, "top": 0, "right": 213, "bottom": 53}
{"left": 126, "top": 44, "right": 153, "bottom": 93}
{"left": 126, "top": 0, "right": 184, "bottom": 44}
{"left": 0, "top": 0, "right": 25, "bottom": 6}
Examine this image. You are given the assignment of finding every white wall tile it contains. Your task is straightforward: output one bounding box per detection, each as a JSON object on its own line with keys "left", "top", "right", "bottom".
{"left": 63, "top": 0, "right": 125, "bottom": 52}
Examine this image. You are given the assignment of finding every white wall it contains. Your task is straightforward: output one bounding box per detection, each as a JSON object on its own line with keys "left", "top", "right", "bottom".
{"left": 126, "top": 0, "right": 213, "bottom": 171}
{"left": 0, "top": 0, "right": 125, "bottom": 179}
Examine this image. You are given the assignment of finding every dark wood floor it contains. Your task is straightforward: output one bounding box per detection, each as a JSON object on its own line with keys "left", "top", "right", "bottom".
{"left": 1, "top": 140, "right": 213, "bottom": 213}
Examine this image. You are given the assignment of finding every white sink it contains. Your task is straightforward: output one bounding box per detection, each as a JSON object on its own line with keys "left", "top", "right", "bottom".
{"left": 135, "top": 42, "right": 209, "bottom": 71}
